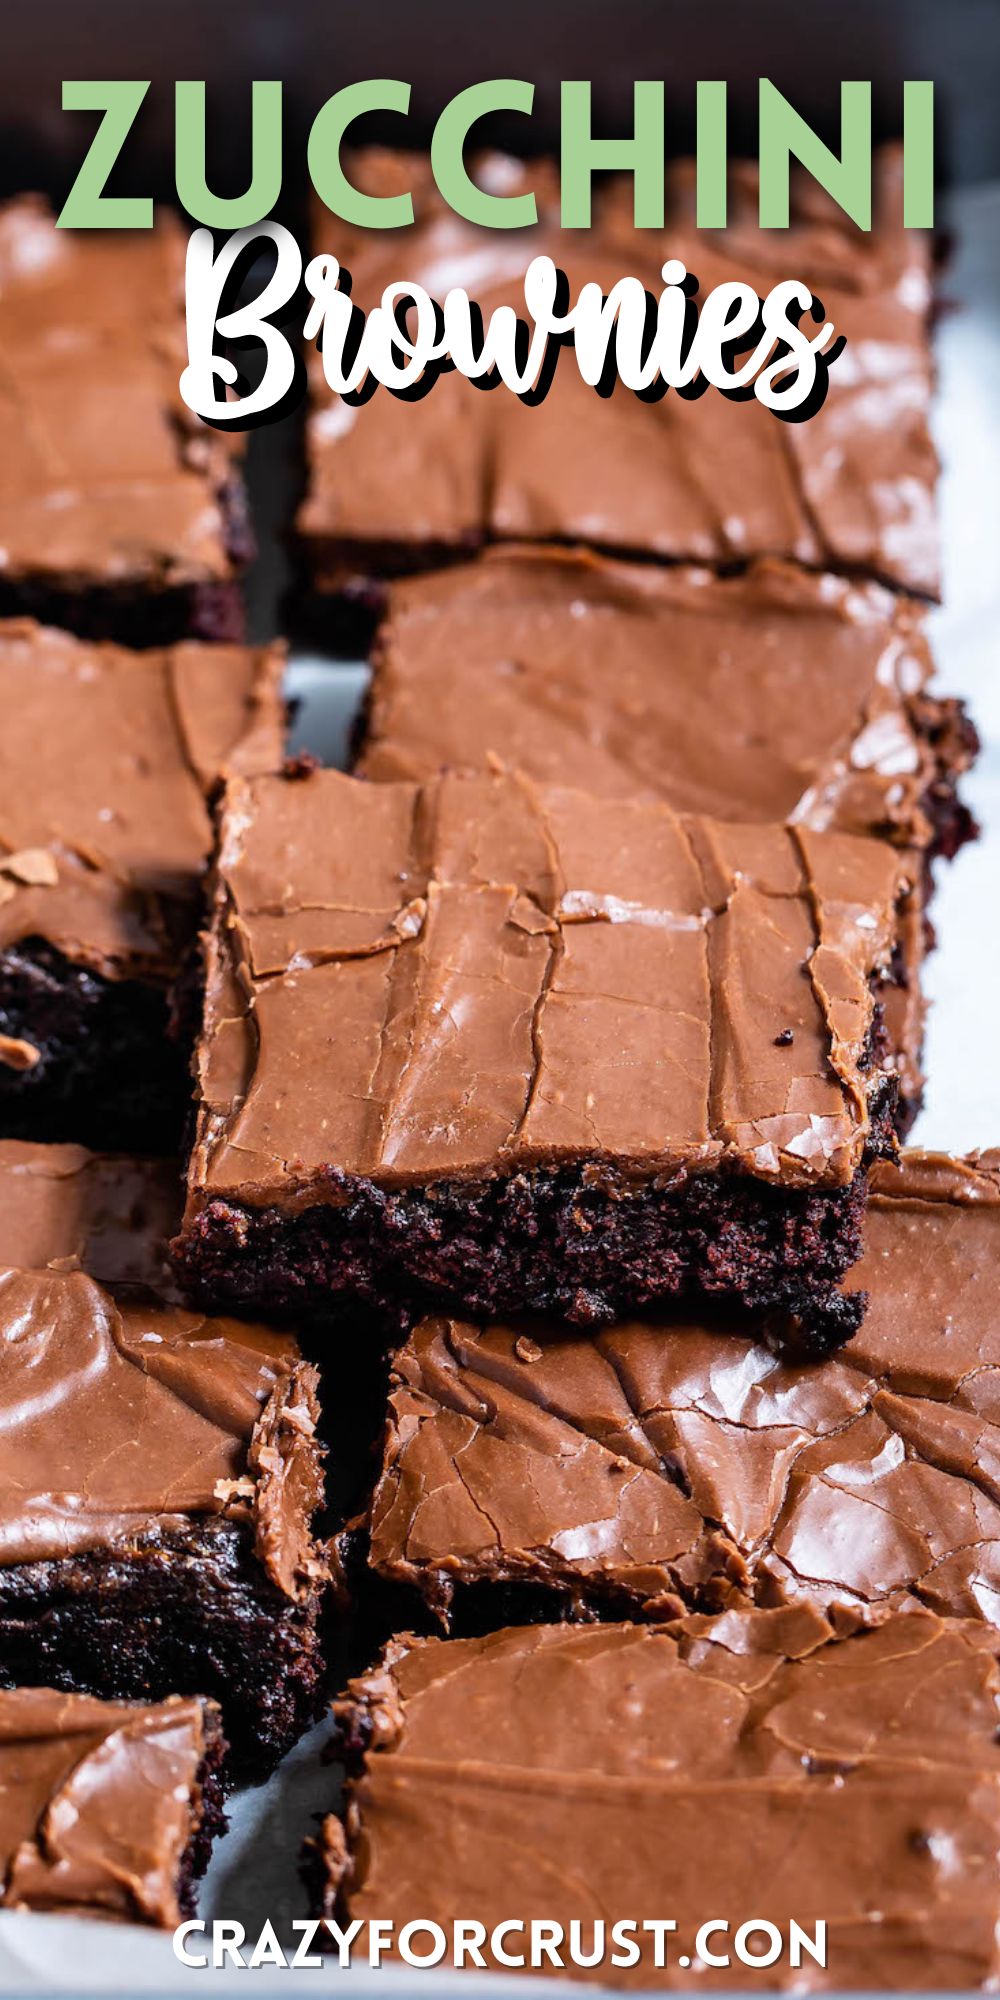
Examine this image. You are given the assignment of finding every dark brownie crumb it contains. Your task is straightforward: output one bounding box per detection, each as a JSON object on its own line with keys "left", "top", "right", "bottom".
{"left": 178, "top": 1714, "right": 229, "bottom": 1915}
{"left": 914, "top": 693, "right": 980, "bottom": 863}
{"left": 283, "top": 750, "right": 321, "bottom": 780}
{"left": 0, "top": 577, "right": 247, "bottom": 649}
{"left": 0, "top": 1519, "right": 324, "bottom": 1780}
{"left": 177, "top": 1080, "right": 897, "bottom": 1358}
{"left": 0, "top": 939, "right": 189, "bottom": 1152}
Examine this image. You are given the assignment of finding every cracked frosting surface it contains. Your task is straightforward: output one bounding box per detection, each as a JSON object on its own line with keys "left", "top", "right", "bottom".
{"left": 368, "top": 1152, "right": 1000, "bottom": 1628}
{"left": 327, "top": 1609, "right": 1000, "bottom": 1987}
{"left": 0, "top": 198, "right": 241, "bottom": 591}
{"left": 0, "top": 620, "right": 285, "bottom": 986}
{"left": 300, "top": 147, "right": 938, "bottom": 596}
{"left": 186, "top": 766, "right": 909, "bottom": 1206}
{"left": 0, "top": 1141, "right": 325, "bottom": 1591}
{"left": 361, "top": 550, "right": 963, "bottom": 847}
{"left": 0, "top": 1686, "right": 213, "bottom": 1924}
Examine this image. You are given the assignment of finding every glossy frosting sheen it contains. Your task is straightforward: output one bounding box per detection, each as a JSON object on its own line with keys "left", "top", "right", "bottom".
{"left": 0, "top": 1141, "right": 323, "bottom": 1592}
{"left": 300, "top": 148, "right": 938, "bottom": 596}
{"left": 369, "top": 1152, "right": 1000, "bottom": 1626}
{"left": 0, "top": 1139, "right": 180, "bottom": 1291}
{"left": 188, "top": 766, "right": 908, "bottom": 1205}
{"left": 0, "top": 1687, "right": 211, "bottom": 1924}
{"left": 361, "top": 550, "right": 959, "bottom": 845}
{"left": 0, "top": 621, "right": 285, "bottom": 983}
{"left": 327, "top": 1610, "right": 1000, "bottom": 1987}
{"left": 0, "top": 198, "right": 240, "bottom": 589}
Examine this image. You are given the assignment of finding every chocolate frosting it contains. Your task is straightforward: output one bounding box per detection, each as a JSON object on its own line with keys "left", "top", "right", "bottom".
{"left": 186, "top": 767, "right": 909, "bottom": 1208}
{"left": 368, "top": 1151, "right": 1000, "bottom": 1629}
{"left": 0, "top": 198, "right": 240, "bottom": 591}
{"left": 299, "top": 147, "right": 937, "bottom": 596}
{"left": 327, "top": 1609, "right": 1000, "bottom": 1987}
{"left": 0, "top": 1141, "right": 326, "bottom": 1592}
{"left": 360, "top": 549, "right": 961, "bottom": 848}
{"left": 0, "top": 1139, "right": 181, "bottom": 1292}
{"left": 0, "top": 1687, "right": 213, "bottom": 1924}
{"left": 0, "top": 620, "right": 285, "bottom": 988}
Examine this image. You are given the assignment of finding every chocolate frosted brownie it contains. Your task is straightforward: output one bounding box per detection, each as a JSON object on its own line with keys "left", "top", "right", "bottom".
{"left": 299, "top": 146, "right": 938, "bottom": 612}
{"left": 0, "top": 1140, "right": 329, "bottom": 1772}
{"left": 0, "top": 198, "right": 250, "bottom": 643}
{"left": 360, "top": 550, "right": 977, "bottom": 862}
{"left": 179, "top": 766, "right": 915, "bottom": 1349}
{"left": 0, "top": 1137, "right": 180, "bottom": 1289}
{"left": 0, "top": 1687, "right": 225, "bottom": 1924}
{"left": 0, "top": 621, "right": 284, "bottom": 1148}
{"left": 318, "top": 1609, "right": 1000, "bottom": 1988}
{"left": 357, "top": 1152, "right": 1000, "bottom": 1631}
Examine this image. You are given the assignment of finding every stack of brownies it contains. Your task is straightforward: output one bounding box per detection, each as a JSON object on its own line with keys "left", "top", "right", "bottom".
{"left": 0, "top": 150, "right": 998, "bottom": 1989}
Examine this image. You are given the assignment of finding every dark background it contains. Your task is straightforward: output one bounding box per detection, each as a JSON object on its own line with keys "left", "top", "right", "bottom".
{"left": 1, "top": 0, "right": 996, "bottom": 201}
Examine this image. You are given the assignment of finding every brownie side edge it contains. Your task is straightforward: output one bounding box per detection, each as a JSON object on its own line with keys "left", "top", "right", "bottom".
{"left": 0, "top": 939, "right": 188, "bottom": 1152}
{"left": 0, "top": 1518, "right": 326, "bottom": 1778}
{"left": 0, "top": 475, "right": 252, "bottom": 647}
{"left": 176, "top": 1114, "right": 901, "bottom": 1355}
{"left": 178, "top": 1706, "right": 230, "bottom": 1917}
{"left": 911, "top": 691, "right": 980, "bottom": 866}
{"left": 0, "top": 578, "right": 247, "bottom": 650}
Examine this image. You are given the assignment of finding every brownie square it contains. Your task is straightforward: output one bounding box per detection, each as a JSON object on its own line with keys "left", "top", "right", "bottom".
{"left": 0, "top": 1139, "right": 329, "bottom": 1774}
{"left": 356, "top": 1151, "right": 1000, "bottom": 1634}
{"left": 317, "top": 1609, "right": 1000, "bottom": 1988}
{"left": 0, "top": 1687, "right": 225, "bottom": 1924}
{"left": 298, "top": 146, "right": 938, "bottom": 612}
{"left": 0, "top": 198, "right": 250, "bottom": 643}
{"left": 361, "top": 551, "right": 946, "bottom": 1131}
{"left": 359, "top": 550, "right": 977, "bottom": 865}
{"left": 179, "top": 766, "right": 915, "bottom": 1350}
{"left": 0, "top": 620, "right": 285, "bottom": 1149}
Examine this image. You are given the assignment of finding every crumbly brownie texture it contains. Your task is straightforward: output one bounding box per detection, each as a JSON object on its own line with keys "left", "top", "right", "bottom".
{"left": 0, "top": 1520, "right": 323, "bottom": 1784}
{"left": 0, "top": 1143, "right": 329, "bottom": 1771}
{"left": 357, "top": 1151, "right": 1000, "bottom": 1634}
{"left": 359, "top": 549, "right": 977, "bottom": 859}
{"left": 298, "top": 146, "right": 939, "bottom": 604}
{"left": 0, "top": 1686, "right": 226, "bottom": 1924}
{"left": 0, "top": 198, "right": 249, "bottom": 641}
{"left": 179, "top": 765, "right": 912, "bottom": 1345}
{"left": 881, "top": 882, "right": 927, "bottom": 1135}
{"left": 0, "top": 939, "right": 190, "bottom": 1149}
{"left": 318, "top": 1609, "right": 1000, "bottom": 1988}
{"left": 0, "top": 620, "right": 285, "bottom": 1149}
